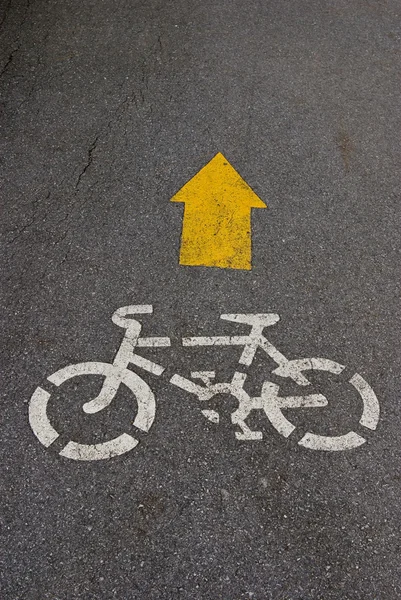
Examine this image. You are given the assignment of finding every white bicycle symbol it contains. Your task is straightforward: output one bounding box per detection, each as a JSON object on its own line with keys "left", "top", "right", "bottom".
{"left": 29, "top": 305, "right": 380, "bottom": 460}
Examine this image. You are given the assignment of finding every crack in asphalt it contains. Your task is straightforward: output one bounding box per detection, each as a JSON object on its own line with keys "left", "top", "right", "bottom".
{"left": 75, "top": 136, "right": 100, "bottom": 189}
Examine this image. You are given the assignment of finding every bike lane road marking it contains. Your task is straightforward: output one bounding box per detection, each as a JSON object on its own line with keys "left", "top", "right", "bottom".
{"left": 171, "top": 152, "right": 266, "bottom": 270}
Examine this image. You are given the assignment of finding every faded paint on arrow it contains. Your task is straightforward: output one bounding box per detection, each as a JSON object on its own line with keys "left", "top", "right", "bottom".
{"left": 171, "top": 153, "right": 267, "bottom": 270}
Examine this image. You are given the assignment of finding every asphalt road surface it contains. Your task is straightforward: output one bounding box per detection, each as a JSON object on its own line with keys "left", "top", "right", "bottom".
{"left": 1, "top": 1, "right": 400, "bottom": 598}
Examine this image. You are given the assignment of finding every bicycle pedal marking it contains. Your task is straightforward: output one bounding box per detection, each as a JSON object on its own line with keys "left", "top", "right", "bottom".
{"left": 28, "top": 304, "right": 381, "bottom": 461}
{"left": 201, "top": 409, "right": 219, "bottom": 424}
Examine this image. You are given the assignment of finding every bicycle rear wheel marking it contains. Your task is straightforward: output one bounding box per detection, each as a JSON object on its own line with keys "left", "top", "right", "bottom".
{"left": 349, "top": 373, "right": 380, "bottom": 430}
{"left": 295, "top": 371, "right": 380, "bottom": 451}
{"left": 298, "top": 431, "right": 366, "bottom": 451}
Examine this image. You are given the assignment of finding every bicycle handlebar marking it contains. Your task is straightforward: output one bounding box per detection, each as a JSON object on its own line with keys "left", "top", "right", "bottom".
{"left": 29, "top": 305, "right": 380, "bottom": 461}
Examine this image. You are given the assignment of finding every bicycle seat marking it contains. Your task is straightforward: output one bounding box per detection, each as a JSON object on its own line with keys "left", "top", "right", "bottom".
{"left": 29, "top": 305, "right": 380, "bottom": 461}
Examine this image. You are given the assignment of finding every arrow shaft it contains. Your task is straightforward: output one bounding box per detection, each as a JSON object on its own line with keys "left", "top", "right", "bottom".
{"left": 180, "top": 204, "right": 252, "bottom": 270}
{"left": 171, "top": 153, "right": 266, "bottom": 270}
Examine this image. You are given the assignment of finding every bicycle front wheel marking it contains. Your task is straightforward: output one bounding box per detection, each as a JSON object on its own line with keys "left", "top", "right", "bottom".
{"left": 60, "top": 434, "right": 139, "bottom": 460}
{"left": 29, "top": 361, "right": 156, "bottom": 461}
{"left": 29, "top": 387, "right": 60, "bottom": 447}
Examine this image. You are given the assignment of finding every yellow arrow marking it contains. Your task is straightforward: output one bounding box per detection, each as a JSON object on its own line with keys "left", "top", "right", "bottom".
{"left": 171, "top": 153, "right": 266, "bottom": 270}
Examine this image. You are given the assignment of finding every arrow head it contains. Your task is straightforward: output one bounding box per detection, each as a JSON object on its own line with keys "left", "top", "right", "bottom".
{"left": 171, "top": 152, "right": 267, "bottom": 209}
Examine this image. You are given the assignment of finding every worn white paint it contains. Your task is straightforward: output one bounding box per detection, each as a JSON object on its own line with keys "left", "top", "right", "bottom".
{"left": 29, "top": 387, "right": 59, "bottom": 447}
{"left": 29, "top": 306, "right": 162, "bottom": 460}
{"left": 170, "top": 374, "right": 208, "bottom": 400}
{"left": 229, "top": 381, "right": 328, "bottom": 440}
{"left": 29, "top": 305, "right": 381, "bottom": 460}
{"left": 183, "top": 335, "right": 251, "bottom": 347}
{"left": 176, "top": 313, "right": 380, "bottom": 450}
{"left": 60, "top": 434, "right": 138, "bottom": 460}
{"left": 191, "top": 371, "right": 216, "bottom": 384}
{"left": 129, "top": 354, "right": 165, "bottom": 376}
{"left": 298, "top": 431, "right": 366, "bottom": 451}
{"left": 350, "top": 373, "right": 380, "bottom": 430}
{"left": 201, "top": 409, "right": 220, "bottom": 423}
{"left": 137, "top": 337, "right": 171, "bottom": 347}
{"left": 273, "top": 357, "right": 345, "bottom": 378}
{"left": 112, "top": 305, "right": 153, "bottom": 327}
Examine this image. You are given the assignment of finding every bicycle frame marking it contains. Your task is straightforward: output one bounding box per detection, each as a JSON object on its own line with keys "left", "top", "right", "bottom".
{"left": 28, "top": 305, "right": 380, "bottom": 461}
